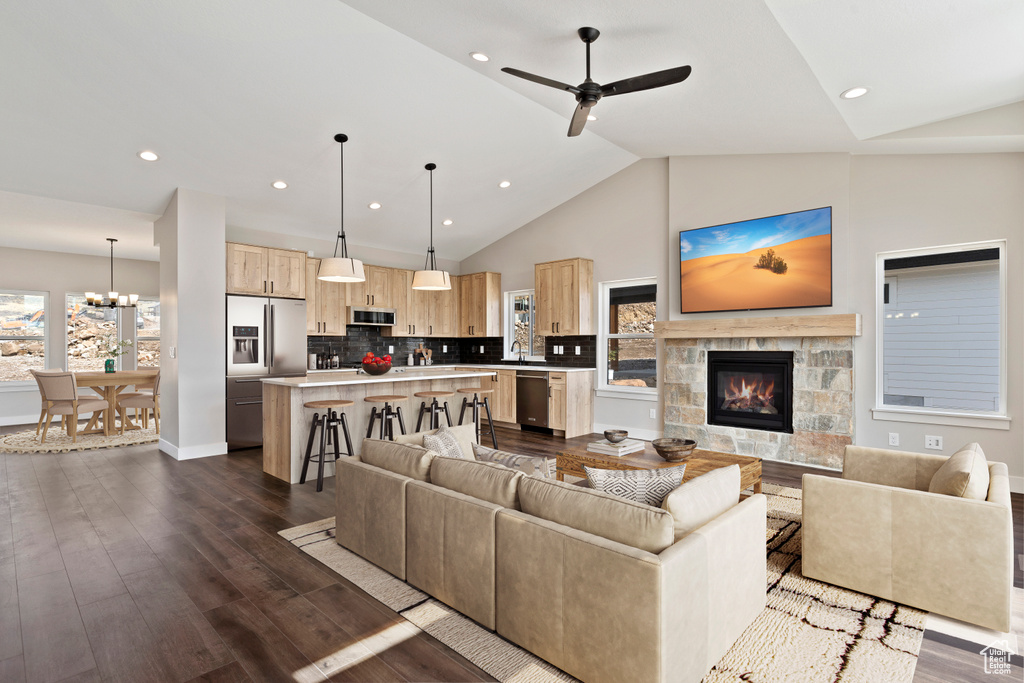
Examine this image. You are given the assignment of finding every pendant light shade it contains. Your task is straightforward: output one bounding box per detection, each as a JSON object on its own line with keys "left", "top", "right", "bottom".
{"left": 86, "top": 238, "right": 137, "bottom": 308}
{"left": 319, "top": 133, "right": 366, "bottom": 283}
{"left": 412, "top": 162, "right": 451, "bottom": 291}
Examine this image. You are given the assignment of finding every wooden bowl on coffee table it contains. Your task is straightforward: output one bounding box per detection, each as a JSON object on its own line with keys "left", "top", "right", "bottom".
{"left": 651, "top": 438, "right": 697, "bottom": 462}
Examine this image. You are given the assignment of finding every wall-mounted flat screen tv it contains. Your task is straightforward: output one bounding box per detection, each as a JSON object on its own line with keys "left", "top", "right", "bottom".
{"left": 679, "top": 206, "right": 832, "bottom": 314}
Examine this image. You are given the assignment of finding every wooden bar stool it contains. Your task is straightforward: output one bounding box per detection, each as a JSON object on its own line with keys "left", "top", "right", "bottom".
{"left": 301, "top": 399, "right": 355, "bottom": 492}
{"left": 414, "top": 390, "right": 454, "bottom": 431}
{"left": 457, "top": 387, "right": 498, "bottom": 449}
{"left": 365, "top": 395, "right": 408, "bottom": 441}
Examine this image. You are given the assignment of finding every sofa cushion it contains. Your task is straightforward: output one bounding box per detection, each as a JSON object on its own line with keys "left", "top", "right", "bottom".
{"left": 395, "top": 423, "right": 477, "bottom": 459}
{"left": 472, "top": 443, "right": 553, "bottom": 478}
{"left": 423, "top": 425, "right": 467, "bottom": 460}
{"left": 584, "top": 465, "right": 685, "bottom": 507}
{"left": 928, "top": 442, "right": 990, "bottom": 500}
{"left": 661, "top": 464, "right": 740, "bottom": 542}
{"left": 518, "top": 476, "right": 675, "bottom": 554}
{"left": 430, "top": 457, "right": 523, "bottom": 509}
{"left": 360, "top": 438, "right": 435, "bottom": 482}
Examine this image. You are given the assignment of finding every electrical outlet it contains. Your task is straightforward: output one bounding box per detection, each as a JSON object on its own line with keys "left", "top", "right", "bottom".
{"left": 388, "top": 345, "right": 394, "bottom": 354}
{"left": 888, "top": 433, "right": 899, "bottom": 447}
{"left": 169, "top": 346, "right": 176, "bottom": 359}
{"left": 649, "top": 408, "right": 656, "bottom": 419}
{"left": 479, "top": 345, "right": 484, "bottom": 354}
{"left": 575, "top": 346, "right": 581, "bottom": 355}
{"left": 925, "top": 435, "right": 943, "bottom": 450}
{"left": 442, "top": 345, "right": 447, "bottom": 353}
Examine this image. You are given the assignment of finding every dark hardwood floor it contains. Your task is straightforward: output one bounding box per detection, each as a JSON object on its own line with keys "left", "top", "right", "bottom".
{"left": 0, "top": 424, "right": 1020, "bottom": 682}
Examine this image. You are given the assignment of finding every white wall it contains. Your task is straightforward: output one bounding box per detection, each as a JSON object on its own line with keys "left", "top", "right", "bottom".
{"left": 459, "top": 152, "right": 1023, "bottom": 486}
{"left": 155, "top": 189, "right": 227, "bottom": 460}
{"left": 0, "top": 246, "right": 159, "bottom": 425}
{"left": 460, "top": 158, "right": 670, "bottom": 438}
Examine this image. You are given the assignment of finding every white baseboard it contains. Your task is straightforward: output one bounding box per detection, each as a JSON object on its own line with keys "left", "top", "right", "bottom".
{"left": 0, "top": 414, "right": 38, "bottom": 427}
{"left": 159, "top": 439, "right": 228, "bottom": 461}
{"left": 592, "top": 423, "right": 662, "bottom": 442}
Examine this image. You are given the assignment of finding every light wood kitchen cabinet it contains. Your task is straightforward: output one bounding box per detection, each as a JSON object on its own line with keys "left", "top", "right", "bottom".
{"left": 548, "top": 370, "right": 594, "bottom": 438}
{"left": 386, "top": 269, "right": 429, "bottom": 337}
{"left": 535, "top": 257, "right": 592, "bottom": 336}
{"left": 226, "top": 242, "right": 306, "bottom": 299}
{"left": 548, "top": 372, "right": 567, "bottom": 430}
{"left": 486, "top": 369, "right": 517, "bottom": 423}
{"left": 428, "top": 278, "right": 459, "bottom": 337}
{"left": 305, "top": 258, "right": 346, "bottom": 336}
{"left": 458, "top": 272, "right": 501, "bottom": 337}
{"left": 346, "top": 265, "right": 392, "bottom": 308}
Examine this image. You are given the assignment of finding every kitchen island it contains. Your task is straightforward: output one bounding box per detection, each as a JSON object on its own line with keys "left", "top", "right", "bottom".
{"left": 261, "top": 367, "right": 497, "bottom": 483}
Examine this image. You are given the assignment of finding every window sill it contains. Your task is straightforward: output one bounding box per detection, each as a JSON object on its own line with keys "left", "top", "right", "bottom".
{"left": 0, "top": 380, "right": 37, "bottom": 393}
{"left": 596, "top": 387, "right": 658, "bottom": 402}
{"left": 502, "top": 355, "right": 545, "bottom": 363}
{"left": 871, "top": 407, "right": 1011, "bottom": 431}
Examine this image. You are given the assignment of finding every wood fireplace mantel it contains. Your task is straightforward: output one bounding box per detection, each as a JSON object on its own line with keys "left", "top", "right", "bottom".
{"left": 653, "top": 313, "right": 861, "bottom": 339}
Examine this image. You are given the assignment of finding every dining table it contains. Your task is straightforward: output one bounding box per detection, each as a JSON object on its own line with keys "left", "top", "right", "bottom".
{"left": 75, "top": 368, "right": 159, "bottom": 436}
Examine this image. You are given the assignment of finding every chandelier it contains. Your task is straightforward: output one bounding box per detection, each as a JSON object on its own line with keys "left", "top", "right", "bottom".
{"left": 85, "top": 238, "right": 137, "bottom": 308}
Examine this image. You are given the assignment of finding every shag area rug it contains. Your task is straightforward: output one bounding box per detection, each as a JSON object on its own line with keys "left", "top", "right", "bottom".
{"left": 280, "top": 484, "right": 926, "bottom": 683}
{"left": 0, "top": 426, "right": 159, "bottom": 453}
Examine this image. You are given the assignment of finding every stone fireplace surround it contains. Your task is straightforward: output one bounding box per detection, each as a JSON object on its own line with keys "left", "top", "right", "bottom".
{"left": 656, "top": 315, "right": 861, "bottom": 470}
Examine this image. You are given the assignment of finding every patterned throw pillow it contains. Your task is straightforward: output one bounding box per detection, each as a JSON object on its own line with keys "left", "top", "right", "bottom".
{"left": 584, "top": 465, "right": 686, "bottom": 507}
{"left": 472, "top": 443, "right": 553, "bottom": 478}
{"left": 423, "top": 425, "right": 466, "bottom": 460}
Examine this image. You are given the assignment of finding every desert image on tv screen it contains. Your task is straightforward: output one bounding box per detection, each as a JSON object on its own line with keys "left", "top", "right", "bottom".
{"left": 679, "top": 207, "right": 832, "bottom": 314}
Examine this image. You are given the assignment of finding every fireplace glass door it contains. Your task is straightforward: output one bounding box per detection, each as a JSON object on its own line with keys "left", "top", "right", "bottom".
{"left": 707, "top": 351, "right": 793, "bottom": 433}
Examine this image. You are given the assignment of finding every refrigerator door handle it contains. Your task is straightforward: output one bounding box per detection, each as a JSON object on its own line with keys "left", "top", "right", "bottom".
{"left": 263, "top": 304, "right": 270, "bottom": 368}
{"left": 269, "top": 305, "right": 276, "bottom": 368}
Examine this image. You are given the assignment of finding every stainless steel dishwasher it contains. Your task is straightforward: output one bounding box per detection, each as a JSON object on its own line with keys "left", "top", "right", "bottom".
{"left": 516, "top": 371, "right": 549, "bottom": 428}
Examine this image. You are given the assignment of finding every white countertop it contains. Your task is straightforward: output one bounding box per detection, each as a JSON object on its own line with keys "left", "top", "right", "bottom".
{"left": 305, "top": 363, "right": 595, "bottom": 374}
{"left": 263, "top": 368, "right": 497, "bottom": 388}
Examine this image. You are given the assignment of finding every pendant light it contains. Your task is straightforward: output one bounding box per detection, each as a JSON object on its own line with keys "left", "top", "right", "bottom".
{"left": 412, "top": 163, "right": 451, "bottom": 291}
{"left": 85, "top": 238, "right": 137, "bottom": 308}
{"left": 318, "top": 133, "right": 366, "bottom": 283}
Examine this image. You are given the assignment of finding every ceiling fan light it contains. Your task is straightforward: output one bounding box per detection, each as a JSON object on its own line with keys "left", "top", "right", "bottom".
{"left": 318, "top": 257, "right": 365, "bottom": 283}
{"left": 412, "top": 269, "right": 451, "bottom": 291}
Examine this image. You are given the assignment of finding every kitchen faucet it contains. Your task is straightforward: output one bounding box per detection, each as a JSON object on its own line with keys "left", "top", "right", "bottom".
{"left": 510, "top": 340, "right": 526, "bottom": 365}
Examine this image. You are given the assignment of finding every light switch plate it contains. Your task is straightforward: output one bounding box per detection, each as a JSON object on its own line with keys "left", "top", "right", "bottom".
{"left": 169, "top": 346, "right": 176, "bottom": 359}
{"left": 575, "top": 346, "right": 581, "bottom": 355}
{"left": 925, "top": 435, "right": 943, "bottom": 450}
{"left": 649, "top": 408, "right": 656, "bottom": 419}
{"left": 443, "top": 345, "right": 447, "bottom": 353}
{"left": 388, "top": 345, "right": 394, "bottom": 354}
{"left": 479, "top": 346, "right": 484, "bottom": 353}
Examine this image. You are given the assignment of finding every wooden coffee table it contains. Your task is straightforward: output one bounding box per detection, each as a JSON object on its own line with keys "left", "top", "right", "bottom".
{"left": 556, "top": 444, "right": 762, "bottom": 494}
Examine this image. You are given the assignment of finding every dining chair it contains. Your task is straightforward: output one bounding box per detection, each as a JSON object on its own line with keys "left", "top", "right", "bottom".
{"left": 117, "top": 371, "right": 160, "bottom": 434}
{"left": 30, "top": 370, "right": 109, "bottom": 443}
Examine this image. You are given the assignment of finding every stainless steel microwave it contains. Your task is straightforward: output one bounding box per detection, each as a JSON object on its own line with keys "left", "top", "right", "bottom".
{"left": 348, "top": 306, "right": 397, "bottom": 326}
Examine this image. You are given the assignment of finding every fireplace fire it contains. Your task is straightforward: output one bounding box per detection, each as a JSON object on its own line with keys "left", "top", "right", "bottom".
{"left": 707, "top": 351, "right": 793, "bottom": 433}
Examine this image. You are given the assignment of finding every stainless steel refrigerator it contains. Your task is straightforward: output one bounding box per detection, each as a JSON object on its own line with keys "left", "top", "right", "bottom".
{"left": 226, "top": 295, "right": 307, "bottom": 450}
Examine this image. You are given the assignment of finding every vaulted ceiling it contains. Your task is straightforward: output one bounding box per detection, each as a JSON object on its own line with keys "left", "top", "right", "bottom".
{"left": 0, "top": 0, "right": 1021, "bottom": 262}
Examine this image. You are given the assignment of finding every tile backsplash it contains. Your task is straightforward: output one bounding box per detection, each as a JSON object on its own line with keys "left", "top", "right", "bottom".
{"left": 307, "top": 327, "right": 596, "bottom": 368}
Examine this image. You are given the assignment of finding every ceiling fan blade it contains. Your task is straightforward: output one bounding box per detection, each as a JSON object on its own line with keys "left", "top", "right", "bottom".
{"left": 567, "top": 101, "right": 591, "bottom": 137}
{"left": 601, "top": 65, "right": 692, "bottom": 97}
{"left": 501, "top": 67, "right": 581, "bottom": 94}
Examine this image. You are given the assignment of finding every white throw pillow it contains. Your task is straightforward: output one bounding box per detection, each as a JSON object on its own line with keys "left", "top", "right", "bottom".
{"left": 422, "top": 424, "right": 467, "bottom": 461}
{"left": 584, "top": 465, "right": 685, "bottom": 507}
{"left": 928, "top": 442, "right": 990, "bottom": 500}
{"left": 661, "top": 464, "right": 741, "bottom": 542}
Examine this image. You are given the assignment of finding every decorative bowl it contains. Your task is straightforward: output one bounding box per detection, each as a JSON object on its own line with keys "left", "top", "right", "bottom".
{"left": 361, "top": 361, "right": 392, "bottom": 376}
{"left": 652, "top": 438, "right": 697, "bottom": 462}
{"left": 604, "top": 429, "right": 628, "bottom": 443}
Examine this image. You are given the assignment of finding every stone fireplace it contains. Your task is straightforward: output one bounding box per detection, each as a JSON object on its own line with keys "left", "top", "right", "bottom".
{"left": 707, "top": 350, "right": 794, "bottom": 434}
{"left": 657, "top": 315, "right": 860, "bottom": 470}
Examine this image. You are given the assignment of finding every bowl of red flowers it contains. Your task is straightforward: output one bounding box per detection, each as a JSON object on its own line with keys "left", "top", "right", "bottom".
{"left": 361, "top": 352, "right": 392, "bottom": 375}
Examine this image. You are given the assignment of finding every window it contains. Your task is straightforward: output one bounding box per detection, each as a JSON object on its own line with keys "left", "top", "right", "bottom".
{"left": 877, "top": 240, "right": 1006, "bottom": 422}
{"left": 136, "top": 297, "right": 160, "bottom": 367}
{"left": 0, "top": 290, "right": 47, "bottom": 382}
{"left": 599, "top": 279, "right": 657, "bottom": 395}
{"left": 504, "top": 290, "right": 544, "bottom": 361}
{"left": 66, "top": 293, "right": 119, "bottom": 373}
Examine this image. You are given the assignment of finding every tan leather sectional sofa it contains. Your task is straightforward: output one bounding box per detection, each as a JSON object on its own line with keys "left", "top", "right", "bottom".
{"left": 802, "top": 445, "right": 1014, "bottom": 632}
{"left": 335, "top": 433, "right": 767, "bottom": 683}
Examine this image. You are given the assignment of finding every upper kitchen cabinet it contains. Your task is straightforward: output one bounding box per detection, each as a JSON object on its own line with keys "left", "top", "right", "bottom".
{"left": 458, "top": 272, "right": 501, "bottom": 337}
{"left": 535, "top": 257, "right": 592, "bottom": 336}
{"left": 305, "top": 258, "right": 346, "bottom": 336}
{"left": 385, "top": 270, "right": 458, "bottom": 338}
{"left": 226, "top": 242, "right": 306, "bottom": 299}
{"left": 346, "top": 265, "right": 392, "bottom": 308}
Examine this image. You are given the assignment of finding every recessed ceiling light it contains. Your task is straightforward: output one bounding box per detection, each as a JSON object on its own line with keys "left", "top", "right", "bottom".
{"left": 368, "top": 202, "right": 382, "bottom": 210}
{"left": 138, "top": 150, "right": 159, "bottom": 161}
{"left": 498, "top": 180, "right": 511, "bottom": 189}
{"left": 840, "top": 87, "right": 869, "bottom": 100}
{"left": 271, "top": 180, "right": 288, "bottom": 189}
{"left": 470, "top": 52, "right": 490, "bottom": 62}
{"left": 587, "top": 114, "right": 598, "bottom": 122}
{"left": 442, "top": 219, "right": 453, "bottom": 226}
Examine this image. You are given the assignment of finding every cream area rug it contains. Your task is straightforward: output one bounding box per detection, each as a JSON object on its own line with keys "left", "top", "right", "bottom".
{"left": 0, "top": 426, "right": 159, "bottom": 453}
{"left": 280, "top": 484, "right": 926, "bottom": 683}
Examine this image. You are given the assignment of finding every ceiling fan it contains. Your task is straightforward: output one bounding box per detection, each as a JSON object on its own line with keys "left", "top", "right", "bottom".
{"left": 502, "top": 27, "right": 692, "bottom": 137}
